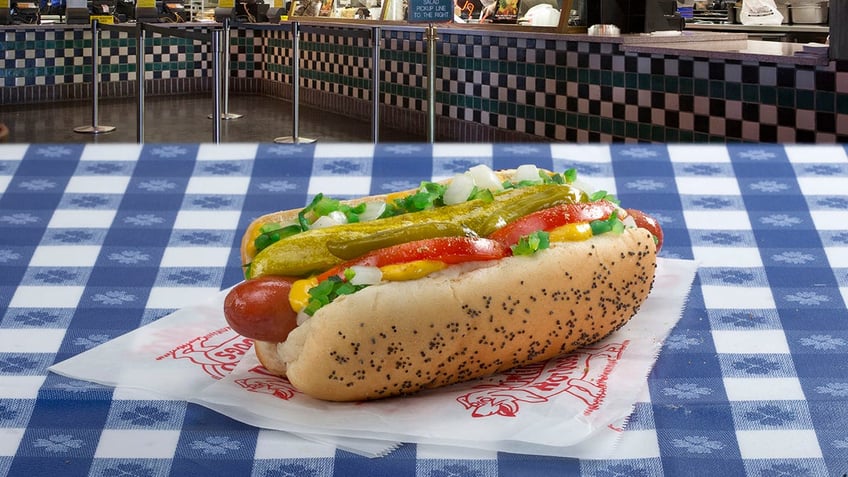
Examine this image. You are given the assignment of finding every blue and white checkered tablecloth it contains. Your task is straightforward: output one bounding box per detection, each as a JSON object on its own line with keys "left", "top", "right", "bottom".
{"left": 1, "top": 142, "right": 847, "bottom": 477}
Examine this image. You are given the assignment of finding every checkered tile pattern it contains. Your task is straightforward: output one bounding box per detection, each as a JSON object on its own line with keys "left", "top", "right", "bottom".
{"left": 3, "top": 25, "right": 848, "bottom": 143}
{"left": 0, "top": 25, "right": 252, "bottom": 89}
{"left": 298, "top": 27, "right": 374, "bottom": 101}
{"left": 260, "top": 29, "right": 291, "bottom": 83}
{"left": 2, "top": 143, "right": 848, "bottom": 476}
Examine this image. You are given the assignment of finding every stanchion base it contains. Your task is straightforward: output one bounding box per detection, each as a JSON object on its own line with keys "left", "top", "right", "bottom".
{"left": 73, "top": 125, "right": 117, "bottom": 134}
{"left": 273, "top": 136, "right": 317, "bottom": 144}
{"left": 208, "top": 113, "right": 244, "bottom": 120}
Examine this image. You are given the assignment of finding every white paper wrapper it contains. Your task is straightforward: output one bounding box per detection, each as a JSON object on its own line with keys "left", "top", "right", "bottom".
{"left": 51, "top": 257, "right": 696, "bottom": 459}
{"left": 47, "top": 286, "right": 401, "bottom": 457}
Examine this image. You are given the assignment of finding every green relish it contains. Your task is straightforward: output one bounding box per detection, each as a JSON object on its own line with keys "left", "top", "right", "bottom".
{"left": 303, "top": 271, "right": 368, "bottom": 316}
{"left": 511, "top": 231, "right": 551, "bottom": 256}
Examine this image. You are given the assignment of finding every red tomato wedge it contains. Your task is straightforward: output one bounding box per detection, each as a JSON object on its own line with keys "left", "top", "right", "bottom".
{"left": 625, "top": 208, "right": 664, "bottom": 252}
{"left": 317, "top": 237, "right": 510, "bottom": 282}
{"left": 488, "top": 200, "right": 618, "bottom": 247}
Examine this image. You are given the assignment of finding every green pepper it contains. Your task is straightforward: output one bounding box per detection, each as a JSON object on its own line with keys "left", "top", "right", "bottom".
{"left": 247, "top": 184, "right": 587, "bottom": 279}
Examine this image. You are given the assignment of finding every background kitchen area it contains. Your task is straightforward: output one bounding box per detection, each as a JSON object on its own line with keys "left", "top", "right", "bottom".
{"left": 2, "top": 0, "right": 846, "bottom": 144}
{"left": 683, "top": 0, "right": 830, "bottom": 43}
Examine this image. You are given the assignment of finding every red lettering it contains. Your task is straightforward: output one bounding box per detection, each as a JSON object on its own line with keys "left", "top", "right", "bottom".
{"left": 531, "top": 382, "right": 559, "bottom": 393}
{"left": 501, "top": 364, "right": 545, "bottom": 385}
{"left": 213, "top": 344, "right": 251, "bottom": 361}
{"left": 212, "top": 350, "right": 237, "bottom": 361}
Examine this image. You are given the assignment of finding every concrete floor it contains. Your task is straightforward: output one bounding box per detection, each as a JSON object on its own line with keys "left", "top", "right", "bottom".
{"left": 1, "top": 94, "right": 424, "bottom": 144}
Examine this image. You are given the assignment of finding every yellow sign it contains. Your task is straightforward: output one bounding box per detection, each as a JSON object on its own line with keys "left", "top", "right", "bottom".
{"left": 137, "top": 0, "right": 155, "bottom": 7}
{"left": 91, "top": 14, "right": 115, "bottom": 23}
{"left": 0, "top": 0, "right": 9, "bottom": 8}
{"left": 219, "top": 0, "right": 235, "bottom": 7}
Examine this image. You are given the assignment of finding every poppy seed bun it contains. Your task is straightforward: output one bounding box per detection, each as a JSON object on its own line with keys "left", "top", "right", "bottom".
{"left": 254, "top": 228, "right": 656, "bottom": 401}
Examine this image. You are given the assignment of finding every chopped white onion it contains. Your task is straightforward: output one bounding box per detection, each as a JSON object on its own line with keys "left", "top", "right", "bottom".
{"left": 622, "top": 214, "right": 637, "bottom": 229}
{"left": 329, "top": 210, "right": 348, "bottom": 223}
{"left": 311, "top": 213, "right": 345, "bottom": 229}
{"left": 513, "top": 164, "right": 541, "bottom": 183}
{"left": 571, "top": 178, "right": 598, "bottom": 196}
{"left": 348, "top": 265, "right": 383, "bottom": 286}
{"left": 469, "top": 164, "right": 504, "bottom": 191}
{"left": 443, "top": 173, "right": 475, "bottom": 205}
{"left": 358, "top": 200, "right": 387, "bottom": 222}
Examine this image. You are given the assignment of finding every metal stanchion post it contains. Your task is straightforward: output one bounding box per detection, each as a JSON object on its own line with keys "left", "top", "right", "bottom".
{"left": 425, "top": 23, "right": 438, "bottom": 143}
{"left": 371, "top": 26, "right": 381, "bottom": 144}
{"left": 274, "top": 21, "right": 316, "bottom": 144}
{"left": 212, "top": 28, "right": 224, "bottom": 143}
{"left": 209, "top": 17, "right": 243, "bottom": 120}
{"left": 136, "top": 22, "right": 145, "bottom": 143}
{"left": 75, "top": 19, "right": 117, "bottom": 135}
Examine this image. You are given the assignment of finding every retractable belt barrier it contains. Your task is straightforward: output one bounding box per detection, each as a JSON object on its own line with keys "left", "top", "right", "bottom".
{"left": 424, "top": 24, "right": 437, "bottom": 144}
{"left": 73, "top": 20, "right": 131, "bottom": 135}
{"left": 77, "top": 20, "right": 227, "bottom": 143}
{"left": 209, "top": 18, "right": 244, "bottom": 121}
{"left": 140, "top": 22, "right": 227, "bottom": 143}
{"left": 77, "top": 20, "right": 438, "bottom": 144}
{"left": 235, "top": 21, "right": 384, "bottom": 144}
{"left": 94, "top": 22, "right": 140, "bottom": 140}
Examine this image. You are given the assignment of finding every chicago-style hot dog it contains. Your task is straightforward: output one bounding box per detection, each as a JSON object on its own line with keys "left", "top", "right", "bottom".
{"left": 224, "top": 165, "right": 661, "bottom": 402}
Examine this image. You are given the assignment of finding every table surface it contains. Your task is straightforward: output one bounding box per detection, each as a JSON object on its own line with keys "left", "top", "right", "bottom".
{"left": 1, "top": 142, "right": 847, "bottom": 477}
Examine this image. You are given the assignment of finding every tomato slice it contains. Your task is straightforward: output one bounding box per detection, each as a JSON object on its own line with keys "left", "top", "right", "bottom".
{"left": 625, "top": 208, "right": 664, "bottom": 252}
{"left": 317, "top": 237, "right": 509, "bottom": 282}
{"left": 488, "top": 200, "right": 618, "bottom": 247}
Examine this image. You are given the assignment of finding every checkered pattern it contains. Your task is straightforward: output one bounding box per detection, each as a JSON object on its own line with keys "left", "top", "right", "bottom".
{"left": 260, "top": 29, "right": 292, "bottom": 84}
{"left": 299, "top": 28, "right": 375, "bottom": 101}
{"left": 0, "top": 25, "right": 234, "bottom": 88}
{"left": 2, "top": 143, "right": 848, "bottom": 475}
{"left": 4, "top": 25, "right": 848, "bottom": 143}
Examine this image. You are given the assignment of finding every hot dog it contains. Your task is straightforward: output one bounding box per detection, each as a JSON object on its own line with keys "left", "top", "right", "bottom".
{"left": 224, "top": 165, "right": 660, "bottom": 402}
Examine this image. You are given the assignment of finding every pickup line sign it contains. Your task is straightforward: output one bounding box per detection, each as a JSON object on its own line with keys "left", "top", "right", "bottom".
{"left": 408, "top": 0, "right": 453, "bottom": 22}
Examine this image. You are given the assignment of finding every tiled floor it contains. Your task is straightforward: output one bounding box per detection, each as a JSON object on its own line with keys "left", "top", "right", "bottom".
{"left": 1, "top": 94, "right": 424, "bottom": 144}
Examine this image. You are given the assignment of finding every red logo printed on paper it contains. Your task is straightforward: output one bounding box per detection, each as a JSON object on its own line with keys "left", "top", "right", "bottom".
{"left": 234, "top": 365, "right": 299, "bottom": 401}
{"left": 157, "top": 327, "right": 252, "bottom": 380}
{"left": 456, "top": 341, "right": 629, "bottom": 418}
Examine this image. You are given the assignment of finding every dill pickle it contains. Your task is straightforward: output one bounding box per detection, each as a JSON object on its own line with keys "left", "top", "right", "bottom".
{"left": 247, "top": 184, "right": 587, "bottom": 279}
{"left": 327, "top": 222, "right": 468, "bottom": 260}
{"left": 476, "top": 186, "right": 588, "bottom": 236}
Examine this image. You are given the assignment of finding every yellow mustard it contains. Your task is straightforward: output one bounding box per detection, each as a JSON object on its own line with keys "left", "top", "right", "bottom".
{"left": 548, "top": 222, "right": 593, "bottom": 242}
{"left": 289, "top": 276, "right": 319, "bottom": 313}
{"left": 380, "top": 260, "right": 448, "bottom": 281}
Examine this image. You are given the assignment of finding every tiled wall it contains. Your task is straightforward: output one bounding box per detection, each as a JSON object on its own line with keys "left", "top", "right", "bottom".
{"left": 3, "top": 25, "right": 847, "bottom": 142}
{"left": 1, "top": 25, "right": 217, "bottom": 103}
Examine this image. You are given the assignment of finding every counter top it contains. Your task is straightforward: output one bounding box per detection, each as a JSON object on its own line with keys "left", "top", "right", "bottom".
{"left": 685, "top": 22, "right": 830, "bottom": 34}
{"left": 622, "top": 37, "right": 830, "bottom": 65}
{"left": 4, "top": 20, "right": 824, "bottom": 66}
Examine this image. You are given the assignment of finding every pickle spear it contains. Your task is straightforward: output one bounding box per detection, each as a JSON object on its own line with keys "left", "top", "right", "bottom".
{"left": 247, "top": 184, "right": 587, "bottom": 279}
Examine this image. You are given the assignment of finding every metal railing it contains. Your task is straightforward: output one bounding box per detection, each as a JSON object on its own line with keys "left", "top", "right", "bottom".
{"left": 75, "top": 19, "right": 441, "bottom": 143}
{"left": 209, "top": 18, "right": 244, "bottom": 121}
{"left": 136, "top": 22, "right": 228, "bottom": 142}
{"left": 237, "top": 21, "right": 387, "bottom": 144}
{"left": 76, "top": 20, "right": 229, "bottom": 143}
{"left": 73, "top": 19, "right": 123, "bottom": 135}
